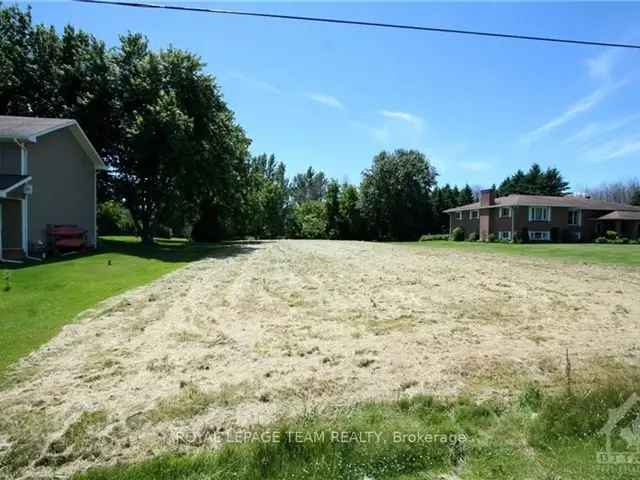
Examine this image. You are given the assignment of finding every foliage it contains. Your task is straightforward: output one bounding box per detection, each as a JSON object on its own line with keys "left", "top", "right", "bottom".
{"left": 242, "top": 154, "right": 289, "bottom": 238}
{"left": 606, "top": 230, "right": 618, "bottom": 240}
{"left": 97, "top": 201, "right": 135, "bottom": 236}
{"left": 290, "top": 166, "right": 327, "bottom": 204}
{"left": 288, "top": 201, "right": 327, "bottom": 239}
{"left": 498, "top": 163, "right": 569, "bottom": 197}
{"left": 360, "top": 149, "right": 437, "bottom": 241}
{"left": 458, "top": 184, "right": 475, "bottom": 206}
{"left": 487, "top": 233, "right": 496, "bottom": 243}
{"left": 0, "top": 5, "right": 250, "bottom": 244}
{"left": 324, "top": 180, "right": 341, "bottom": 239}
{"left": 419, "top": 234, "right": 449, "bottom": 241}
{"left": 337, "top": 183, "right": 363, "bottom": 240}
{"left": 452, "top": 227, "right": 465, "bottom": 242}
{"left": 467, "top": 232, "right": 479, "bottom": 242}
{"left": 584, "top": 178, "right": 640, "bottom": 205}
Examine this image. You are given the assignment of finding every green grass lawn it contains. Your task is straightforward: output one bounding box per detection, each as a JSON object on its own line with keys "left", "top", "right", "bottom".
{"left": 75, "top": 376, "right": 640, "bottom": 480}
{"left": 0, "top": 236, "right": 225, "bottom": 373}
{"left": 405, "top": 240, "right": 640, "bottom": 267}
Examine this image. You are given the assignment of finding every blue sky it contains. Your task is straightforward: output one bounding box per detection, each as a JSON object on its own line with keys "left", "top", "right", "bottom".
{"left": 26, "top": 1, "right": 640, "bottom": 190}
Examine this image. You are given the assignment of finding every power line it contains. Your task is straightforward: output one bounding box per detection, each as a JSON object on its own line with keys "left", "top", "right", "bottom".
{"left": 73, "top": 0, "right": 640, "bottom": 50}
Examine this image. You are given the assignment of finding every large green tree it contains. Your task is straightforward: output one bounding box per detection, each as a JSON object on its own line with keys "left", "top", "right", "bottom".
{"left": 0, "top": 5, "right": 250, "bottom": 243}
{"left": 632, "top": 189, "right": 640, "bottom": 207}
{"left": 290, "top": 167, "right": 327, "bottom": 204}
{"left": 498, "top": 163, "right": 569, "bottom": 197}
{"left": 360, "top": 149, "right": 438, "bottom": 241}
{"left": 325, "top": 180, "right": 341, "bottom": 239}
{"left": 242, "top": 153, "right": 289, "bottom": 238}
{"left": 457, "top": 184, "right": 475, "bottom": 206}
{"left": 338, "top": 183, "right": 363, "bottom": 239}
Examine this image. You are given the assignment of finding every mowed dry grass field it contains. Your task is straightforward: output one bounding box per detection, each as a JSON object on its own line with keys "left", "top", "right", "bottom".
{"left": 2, "top": 240, "right": 640, "bottom": 478}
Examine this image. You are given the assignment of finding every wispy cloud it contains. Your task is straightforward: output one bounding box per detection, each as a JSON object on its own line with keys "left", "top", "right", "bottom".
{"left": 587, "top": 136, "right": 640, "bottom": 162}
{"left": 565, "top": 113, "right": 640, "bottom": 144}
{"left": 586, "top": 48, "right": 622, "bottom": 82}
{"left": 380, "top": 110, "right": 423, "bottom": 130}
{"left": 307, "top": 93, "right": 345, "bottom": 110}
{"left": 227, "top": 71, "right": 281, "bottom": 95}
{"left": 522, "top": 79, "right": 628, "bottom": 144}
{"left": 460, "top": 161, "right": 491, "bottom": 172}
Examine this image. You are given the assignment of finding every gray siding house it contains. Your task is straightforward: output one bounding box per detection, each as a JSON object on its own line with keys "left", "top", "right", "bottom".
{"left": 0, "top": 116, "right": 104, "bottom": 261}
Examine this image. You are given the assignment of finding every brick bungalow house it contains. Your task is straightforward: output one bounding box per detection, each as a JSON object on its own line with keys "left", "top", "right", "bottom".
{"left": 445, "top": 189, "right": 640, "bottom": 242}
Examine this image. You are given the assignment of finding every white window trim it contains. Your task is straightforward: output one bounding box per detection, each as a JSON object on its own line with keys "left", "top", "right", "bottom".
{"left": 568, "top": 208, "right": 582, "bottom": 227}
{"left": 455, "top": 211, "right": 463, "bottom": 220}
{"left": 498, "top": 231, "right": 512, "bottom": 241}
{"left": 470, "top": 210, "right": 480, "bottom": 220}
{"left": 528, "top": 206, "right": 551, "bottom": 222}
{"left": 529, "top": 230, "right": 551, "bottom": 241}
{"left": 499, "top": 207, "right": 512, "bottom": 218}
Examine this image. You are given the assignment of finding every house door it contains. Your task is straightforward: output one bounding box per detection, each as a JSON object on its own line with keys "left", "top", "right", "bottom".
{"left": 1, "top": 199, "right": 22, "bottom": 253}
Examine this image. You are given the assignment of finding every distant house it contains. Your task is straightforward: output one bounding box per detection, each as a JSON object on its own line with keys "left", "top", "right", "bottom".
{"left": 445, "top": 189, "right": 640, "bottom": 242}
{"left": 0, "top": 116, "right": 104, "bottom": 261}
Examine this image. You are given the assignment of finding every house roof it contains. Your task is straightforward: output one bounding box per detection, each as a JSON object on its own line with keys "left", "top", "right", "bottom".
{"left": 0, "top": 116, "right": 104, "bottom": 169}
{"left": 444, "top": 194, "right": 640, "bottom": 213}
{"left": 595, "top": 210, "right": 640, "bottom": 221}
{"left": 0, "top": 174, "right": 31, "bottom": 196}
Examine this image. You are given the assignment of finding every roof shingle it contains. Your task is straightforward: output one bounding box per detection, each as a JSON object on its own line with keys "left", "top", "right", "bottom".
{"left": 0, "top": 116, "right": 74, "bottom": 140}
{"left": 445, "top": 194, "right": 640, "bottom": 213}
{"left": 444, "top": 194, "right": 640, "bottom": 213}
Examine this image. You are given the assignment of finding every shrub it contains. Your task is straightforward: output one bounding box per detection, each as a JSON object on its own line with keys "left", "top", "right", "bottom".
{"left": 487, "top": 233, "right": 496, "bottom": 243}
{"left": 154, "top": 225, "right": 172, "bottom": 239}
{"left": 613, "top": 237, "right": 630, "bottom": 244}
{"left": 97, "top": 201, "right": 135, "bottom": 236}
{"left": 605, "top": 230, "right": 618, "bottom": 240}
{"left": 419, "top": 234, "right": 449, "bottom": 241}
{"left": 595, "top": 236, "right": 607, "bottom": 244}
{"left": 451, "top": 227, "right": 465, "bottom": 242}
{"left": 467, "top": 232, "right": 478, "bottom": 242}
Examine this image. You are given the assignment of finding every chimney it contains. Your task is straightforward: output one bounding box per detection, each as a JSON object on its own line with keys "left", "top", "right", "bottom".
{"left": 480, "top": 189, "right": 495, "bottom": 207}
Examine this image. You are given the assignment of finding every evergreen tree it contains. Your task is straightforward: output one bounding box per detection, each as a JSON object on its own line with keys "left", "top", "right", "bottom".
{"left": 325, "top": 180, "right": 341, "bottom": 239}
{"left": 498, "top": 163, "right": 569, "bottom": 196}
{"left": 458, "top": 184, "right": 474, "bottom": 206}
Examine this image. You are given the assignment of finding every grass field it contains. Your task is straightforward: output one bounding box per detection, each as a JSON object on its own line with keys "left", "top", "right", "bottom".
{"left": 75, "top": 376, "right": 640, "bottom": 480}
{"left": 2, "top": 239, "right": 639, "bottom": 479}
{"left": 0, "top": 237, "right": 219, "bottom": 372}
{"left": 407, "top": 240, "right": 640, "bottom": 267}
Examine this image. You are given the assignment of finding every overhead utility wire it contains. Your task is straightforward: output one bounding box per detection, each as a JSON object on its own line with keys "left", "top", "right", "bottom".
{"left": 73, "top": 0, "right": 640, "bottom": 50}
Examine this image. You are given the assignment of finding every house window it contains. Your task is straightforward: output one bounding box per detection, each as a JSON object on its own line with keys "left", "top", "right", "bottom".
{"left": 455, "top": 211, "right": 463, "bottom": 220}
{"left": 529, "top": 230, "right": 550, "bottom": 241}
{"left": 470, "top": 210, "right": 480, "bottom": 220}
{"left": 498, "top": 231, "right": 512, "bottom": 241}
{"left": 568, "top": 208, "right": 581, "bottom": 226}
{"left": 499, "top": 207, "right": 512, "bottom": 218}
{"left": 529, "top": 206, "right": 551, "bottom": 222}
